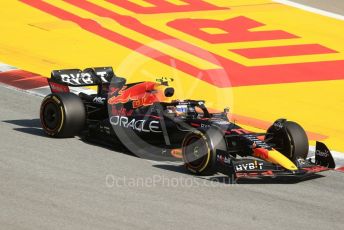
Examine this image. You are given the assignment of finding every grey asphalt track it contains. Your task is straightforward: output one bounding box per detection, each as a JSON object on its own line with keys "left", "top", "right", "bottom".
{"left": 1, "top": 85, "right": 344, "bottom": 230}
{"left": 291, "top": 0, "right": 344, "bottom": 15}
{"left": 1, "top": 1, "right": 344, "bottom": 230}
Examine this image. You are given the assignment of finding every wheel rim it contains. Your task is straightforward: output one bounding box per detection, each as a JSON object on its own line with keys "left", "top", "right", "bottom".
{"left": 184, "top": 135, "right": 209, "bottom": 170}
{"left": 42, "top": 101, "right": 61, "bottom": 130}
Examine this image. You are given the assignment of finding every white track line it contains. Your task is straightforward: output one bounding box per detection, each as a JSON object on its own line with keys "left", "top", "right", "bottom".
{"left": 0, "top": 63, "right": 17, "bottom": 72}
{"left": 273, "top": 0, "right": 344, "bottom": 21}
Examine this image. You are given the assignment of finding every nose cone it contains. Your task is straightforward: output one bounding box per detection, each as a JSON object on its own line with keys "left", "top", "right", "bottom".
{"left": 268, "top": 150, "right": 298, "bottom": 171}
{"left": 253, "top": 148, "right": 298, "bottom": 171}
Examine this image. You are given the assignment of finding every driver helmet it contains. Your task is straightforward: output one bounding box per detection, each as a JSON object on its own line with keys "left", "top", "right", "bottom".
{"left": 176, "top": 105, "right": 188, "bottom": 114}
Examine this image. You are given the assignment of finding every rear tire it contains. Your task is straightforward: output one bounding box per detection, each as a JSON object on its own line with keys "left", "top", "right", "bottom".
{"left": 40, "top": 93, "right": 86, "bottom": 138}
{"left": 266, "top": 120, "right": 309, "bottom": 162}
{"left": 181, "top": 127, "right": 227, "bottom": 175}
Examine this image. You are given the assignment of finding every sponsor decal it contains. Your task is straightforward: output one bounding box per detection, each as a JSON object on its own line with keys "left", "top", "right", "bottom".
{"left": 200, "top": 123, "right": 210, "bottom": 128}
{"left": 235, "top": 162, "right": 264, "bottom": 171}
{"left": 60, "top": 73, "right": 94, "bottom": 85}
{"left": 59, "top": 71, "right": 109, "bottom": 86}
{"left": 51, "top": 96, "right": 61, "bottom": 104}
{"left": 316, "top": 149, "right": 330, "bottom": 158}
{"left": 108, "top": 82, "right": 161, "bottom": 108}
{"left": 110, "top": 115, "right": 161, "bottom": 133}
{"left": 217, "top": 154, "right": 231, "bottom": 165}
{"left": 93, "top": 96, "right": 106, "bottom": 104}
{"left": 49, "top": 81, "right": 69, "bottom": 93}
{"left": 95, "top": 71, "right": 110, "bottom": 82}
{"left": 273, "top": 121, "right": 284, "bottom": 130}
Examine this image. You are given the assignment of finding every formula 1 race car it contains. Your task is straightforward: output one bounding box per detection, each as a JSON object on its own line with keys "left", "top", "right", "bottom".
{"left": 40, "top": 66, "right": 336, "bottom": 181}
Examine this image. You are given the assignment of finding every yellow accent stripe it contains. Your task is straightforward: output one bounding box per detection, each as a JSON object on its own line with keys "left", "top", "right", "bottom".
{"left": 267, "top": 150, "right": 298, "bottom": 171}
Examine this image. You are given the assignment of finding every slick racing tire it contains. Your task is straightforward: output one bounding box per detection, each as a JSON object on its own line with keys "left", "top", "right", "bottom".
{"left": 40, "top": 93, "right": 86, "bottom": 138}
{"left": 266, "top": 120, "right": 309, "bottom": 162}
{"left": 181, "top": 127, "right": 227, "bottom": 175}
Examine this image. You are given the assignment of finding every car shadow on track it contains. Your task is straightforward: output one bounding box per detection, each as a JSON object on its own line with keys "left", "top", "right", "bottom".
{"left": 56, "top": 134, "right": 331, "bottom": 185}
{"left": 80, "top": 136, "right": 136, "bottom": 157}
{"left": 3, "top": 118, "right": 47, "bottom": 137}
{"left": 5, "top": 118, "right": 326, "bottom": 185}
{"left": 80, "top": 137, "right": 184, "bottom": 164}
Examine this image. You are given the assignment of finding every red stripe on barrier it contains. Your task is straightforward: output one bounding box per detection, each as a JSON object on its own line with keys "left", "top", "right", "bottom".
{"left": 0, "top": 70, "right": 48, "bottom": 89}
{"left": 230, "top": 44, "right": 337, "bottom": 59}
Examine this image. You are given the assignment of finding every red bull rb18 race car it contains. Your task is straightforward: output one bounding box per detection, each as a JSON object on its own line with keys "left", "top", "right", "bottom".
{"left": 40, "top": 67, "right": 336, "bottom": 181}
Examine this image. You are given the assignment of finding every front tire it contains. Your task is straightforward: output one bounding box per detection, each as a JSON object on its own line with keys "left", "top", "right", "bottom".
{"left": 266, "top": 120, "right": 309, "bottom": 162}
{"left": 40, "top": 93, "right": 86, "bottom": 138}
{"left": 181, "top": 127, "right": 227, "bottom": 175}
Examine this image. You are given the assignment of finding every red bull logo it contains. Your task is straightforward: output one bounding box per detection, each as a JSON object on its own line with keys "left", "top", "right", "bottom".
{"left": 108, "top": 82, "right": 165, "bottom": 108}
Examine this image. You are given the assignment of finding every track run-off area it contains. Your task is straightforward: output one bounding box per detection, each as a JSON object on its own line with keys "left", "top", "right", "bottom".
{"left": 1, "top": 1, "right": 344, "bottom": 229}
{"left": 1, "top": 0, "right": 344, "bottom": 151}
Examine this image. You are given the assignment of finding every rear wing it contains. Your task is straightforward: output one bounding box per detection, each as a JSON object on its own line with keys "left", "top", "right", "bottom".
{"left": 48, "top": 67, "right": 114, "bottom": 94}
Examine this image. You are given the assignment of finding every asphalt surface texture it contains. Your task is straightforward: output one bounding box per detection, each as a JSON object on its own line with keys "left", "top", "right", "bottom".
{"left": 291, "top": 0, "right": 344, "bottom": 15}
{"left": 1, "top": 84, "right": 344, "bottom": 230}
{"left": 1, "top": 1, "right": 344, "bottom": 230}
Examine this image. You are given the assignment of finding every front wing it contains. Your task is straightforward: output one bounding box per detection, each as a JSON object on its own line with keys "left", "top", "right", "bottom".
{"left": 216, "top": 141, "right": 335, "bottom": 180}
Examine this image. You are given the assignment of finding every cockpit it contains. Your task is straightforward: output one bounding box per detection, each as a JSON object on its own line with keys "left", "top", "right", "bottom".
{"left": 163, "top": 100, "right": 211, "bottom": 119}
